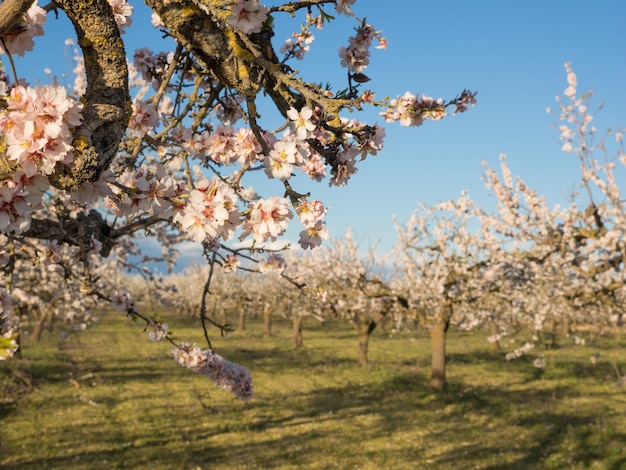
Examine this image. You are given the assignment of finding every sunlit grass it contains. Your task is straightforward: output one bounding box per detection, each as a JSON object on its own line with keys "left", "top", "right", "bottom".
{"left": 1, "top": 311, "right": 625, "bottom": 469}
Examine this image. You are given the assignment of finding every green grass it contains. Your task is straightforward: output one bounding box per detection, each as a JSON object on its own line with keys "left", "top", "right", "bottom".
{"left": 1, "top": 311, "right": 625, "bottom": 469}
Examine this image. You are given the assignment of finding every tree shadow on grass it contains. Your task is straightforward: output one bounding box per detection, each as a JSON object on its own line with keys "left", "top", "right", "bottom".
{"left": 277, "top": 372, "right": 626, "bottom": 469}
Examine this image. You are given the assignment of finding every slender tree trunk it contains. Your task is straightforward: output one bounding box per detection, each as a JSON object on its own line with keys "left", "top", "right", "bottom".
{"left": 549, "top": 321, "right": 558, "bottom": 348}
{"left": 13, "top": 329, "right": 22, "bottom": 358}
{"left": 357, "top": 321, "right": 377, "bottom": 366}
{"left": 293, "top": 315, "right": 303, "bottom": 348}
{"left": 489, "top": 318, "right": 500, "bottom": 351}
{"left": 238, "top": 310, "right": 246, "bottom": 332}
{"left": 263, "top": 306, "right": 272, "bottom": 337}
{"left": 430, "top": 320, "right": 448, "bottom": 390}
{"left": 31, "top": 311, "right": 51, "bottom": 342}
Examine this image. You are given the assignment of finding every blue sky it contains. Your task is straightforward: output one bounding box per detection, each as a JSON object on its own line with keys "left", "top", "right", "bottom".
{"left": 10, "top": 1, "right": 626, "bottom": 265}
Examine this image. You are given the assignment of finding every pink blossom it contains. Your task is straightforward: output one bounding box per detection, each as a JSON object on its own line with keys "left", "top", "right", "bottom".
{"left": 286, "top": 107, "right": 316, "bottom": 140}
{"left": 265, "top": 138, "right": 299, "bottom": 180}
{"left": 298, "top": 219, "right": 330, "bottom": 249}
{"left": 0, "top": 84, "right": 82, "bottom": 177}
{"left": 172, "top": 342, "right": 253, "bottom": 400}
{"left": 147, "top": 321, "right": 168, "bottom": 341}
{"left": 335, "top": 0, "right": 356, "bottom": 16}
{"left": 226, "top": 0, "right": 269, "bottom": 35}
{"left": 128, "top": 99, "right": 159, "bottom": 137}
{"left": 111, "top": 289, "right": 135, "bottom": 312}
{"left": 0, "top": 171, "right": 47, "bottom": 234}
{"left": 178, "top": 177, "right": 241, "bottom": 243}
{"left": 108, "top": 0, "right": 133, "bottom": 33}
{"left": 297, "top": 199, "right": 326, "bottom": 226}
{"left": 258, "top": 253, "right": 286, "bottom": 274}
{"left": 240, "top": 196, "right": 293, "bottom": 244}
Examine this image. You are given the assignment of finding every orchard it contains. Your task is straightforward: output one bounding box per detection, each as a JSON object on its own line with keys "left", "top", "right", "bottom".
{"left": 0, "top": 1, "right": 625, "bottom": 468}
{"left": 0, "top": 0, "right": 475, "bottom": 396}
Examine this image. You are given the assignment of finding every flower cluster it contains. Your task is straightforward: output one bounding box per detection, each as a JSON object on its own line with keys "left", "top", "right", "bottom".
{"left": 0, "top": 1, "right": 46, "bottom": 57}
{"left": 338, "top": 20, "right": 386, "bottom": 74}
{"left": 382, "top": 89, "right": 477, "bottom": 127}
{"left": 296, "top": 200, "right": 329, "bottom": 249}
{"left": 128, "top": 99, "right": 160, "bottom": 137}
{"left": 110, "top": 289, "right": 136, "bottom": 313}
{"left": 147, "top": 321, "right": 168, "bottom": 341}
{"left": 258, "top": 253, "right": 287, "bottom": 274}
{"left": 280, "top": 14, "right": 318, "bottom": 61}
{"left": 177, "top": 177, "right": 240, "bottom": 243}
{"left": 173, "top": 342, "right": 253, "bottom": 400}
{"left": 240, "top": 196, "right": 293, "bottom": 245}
{"left": 0, "top": 171, "right": 47, "bottom": 233}
{"left": 381, "top": 92, "right": 446, "bottom": 127}
{"left": 1, "top": 84, "right": 83, "bottom": 177}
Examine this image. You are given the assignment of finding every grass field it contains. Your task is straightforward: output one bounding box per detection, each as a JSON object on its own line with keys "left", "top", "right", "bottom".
{"left": 1, "top": 311, "right": 625, "bottom": 469}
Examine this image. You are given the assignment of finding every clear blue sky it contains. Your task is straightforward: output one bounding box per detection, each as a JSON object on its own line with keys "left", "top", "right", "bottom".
{"left": 11, "top": 1, "right": 626, "bottom": 265}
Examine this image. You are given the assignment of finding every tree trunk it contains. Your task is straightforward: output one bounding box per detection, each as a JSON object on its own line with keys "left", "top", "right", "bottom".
{"left": 30, "top": 316, "right": 46, "bottom": 342}
{"left": 30, "top": 311, "right": 52, "bottom": 342}
{"left": 548, "top": 321, "right": 558, "bottom": 348}
{"left": 293, "top": 315, "right": 303, "bottom": 348}
{"left": 430, "top": 320, "right": 448, "bottom": 390}
{"left": 357, "top": 321, "right": 377, "bottom": 366}
{"left": 238, "top": 310, "right": 246, "bottom": 332}
{"left": 263, "top": 307, "right": 272, "bottom": 337}
{"left": 13, "top": 330, "right": 22, "bottom": 359}
{"left": 489, "top": 318, "right": 500, "bottom": 351}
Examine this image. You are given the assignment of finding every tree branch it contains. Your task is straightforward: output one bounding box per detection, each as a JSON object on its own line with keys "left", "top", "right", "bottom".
{"left": 0, "top": 0, "right": 34, "bottom": 36}
{"left": 48, "top": 0, "right": 131, "bottom": 191}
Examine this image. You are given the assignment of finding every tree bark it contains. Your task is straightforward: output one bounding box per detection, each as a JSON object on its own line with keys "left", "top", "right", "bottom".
{"left": 30, "top": 310, "right": 52, "bottom": 342}
{"left": 238, "top": 310, "right": 246, "bottom": 332}
{"left": 357, "top": 321, "right": 377, "bottom": 366}
{"left": 488, "top": 318, "right": 500, "bottom": 351}
{"left": 293, "top": 315, "right": 303, "bottom": 348}
{"left": 263, "top": 306, "right": 272, "bottom": 337}
{"left": 429, "top": 320, "right": 448, "bottom": 390}
{"left": 51, "top": 0, "right": 131, "bottom": 190}
{"left": 0, "top": 0, "right": 34, "bottom": 36}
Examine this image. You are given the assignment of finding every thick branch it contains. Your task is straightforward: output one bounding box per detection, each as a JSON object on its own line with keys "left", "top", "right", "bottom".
{"left": 48, "top": 0, "right": 131, "bottom": 191}
{"left": 25, "top": 210, "right": 114, "bottom": 257}
{"left": 144, "top": 0, "right": 307, "bottom": 114}
{"left": 0, "top": 0, "right": 34, "bottom": 36}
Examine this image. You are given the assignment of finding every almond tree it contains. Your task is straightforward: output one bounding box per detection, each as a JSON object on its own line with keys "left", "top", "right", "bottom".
{"left": 393, "top": 192, "right": 492, "bottom": 389}
{"left": 0, "top": 0, "right": 475, "bottom": 398}
{"left": 286, "top": 230, "right": 396, "bottom": 365}
{"left": 465, "top": 64, "right": 626, "bottom": 357}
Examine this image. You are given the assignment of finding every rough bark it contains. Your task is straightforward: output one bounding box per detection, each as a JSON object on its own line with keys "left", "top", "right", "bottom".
{"left": 263, "top": 306, "right": 272, "bottom": 337}
{"left": 30, "top": 310, "right": 52, "bottom": 342}
{"left": 488, "top": 318, "right": 500, "bottom": 351}
{"left": 429, "top": 320, "right": 449, "bottom": 390}
{"left": 0, "top": 0, "right": 34, "bottom": 36}
{"left": 293, "top": 315, "right": 303, "bottom": 348}
{"left": 49, "top": 0, "right": 131, "bottom": 190}
{"left": 143, "top": 0, "right": 300, "bottom": 115}
{"left": 357, "top": 321, "right": 377, "bottom": 366}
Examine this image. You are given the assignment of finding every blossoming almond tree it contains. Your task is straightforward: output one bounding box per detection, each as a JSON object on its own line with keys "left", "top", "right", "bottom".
{"left": 393, "top": 192, "right": 494, "bottom": 389}
{"left": 0, "top": 0, "right": 476, "bottom": 399}
{"left": 474, "top": 64, "right": 626, "bottom": 353}
{"left": 393, "top": 65, "right": 626, "bottom": 388}
{"left": 286, "top": 230, "right": 397, "bottom": 365}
